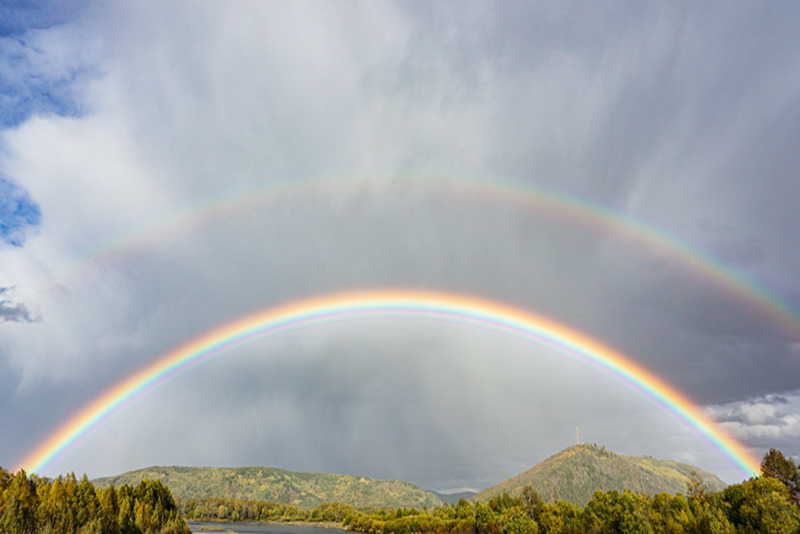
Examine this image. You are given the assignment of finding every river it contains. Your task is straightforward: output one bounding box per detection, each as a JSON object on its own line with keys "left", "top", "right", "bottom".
{"left": 188, "top": 521, "right": 348, "bottom": 534}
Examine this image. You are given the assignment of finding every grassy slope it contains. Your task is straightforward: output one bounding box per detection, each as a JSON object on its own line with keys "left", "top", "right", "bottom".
{"left": 472, "top": 443, "right": 727, "bottom": 507}
{"left": 94, "top": 466, "right": 442, "bottom": 510}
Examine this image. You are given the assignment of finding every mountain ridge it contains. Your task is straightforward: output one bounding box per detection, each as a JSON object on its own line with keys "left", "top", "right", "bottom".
{"left": 93, "top": 444, "right": 727, "bottom": 510}
{"left": 93, "top": 465, "right": 442, "bottom": 510}
{"left": 473, "top": 443, "right": 727, "bottom": 506}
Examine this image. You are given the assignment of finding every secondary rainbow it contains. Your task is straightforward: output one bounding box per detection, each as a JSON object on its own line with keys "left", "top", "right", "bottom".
{"left": 19, "top": 290, "right": 761, "bottom": 478}
{"left": 27, "top": 177, "right": 800, "bottom": 342}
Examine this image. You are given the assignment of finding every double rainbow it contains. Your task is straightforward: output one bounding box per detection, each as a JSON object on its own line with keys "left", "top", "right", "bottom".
{"left": 19, "top": 290, "right": 761, "bottom": 478}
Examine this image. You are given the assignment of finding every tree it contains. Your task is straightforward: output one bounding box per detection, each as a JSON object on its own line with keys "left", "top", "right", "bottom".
{"left": 501, "top": 506, "right": 538, "bottom": 534}
{"left": 685, "top": 471, "right": 711, "bottom": 503}
{"left": 761, "top": 448, "right": 800, "bottom": 506}
{"left": 0, "top": 467, "right": 12, "bottom": 494}
{"left": 720, "top": 477, "right": 799, "bottom": 534}
{"left": 0, "top": 470, "right": 39, "bottom": 534}
{"left": 475, "top": 502, "right": 497, "bottom": 534}
{"left": 539, "top": 500, "right": 580, "bottom": 534}
{"left": 521, "top": 486, "right": 545, "bottom": 522}
{"left": 76, "top": 474, "right": 99, "bottom": 528}
{"left": 582, "top": 490, "right": 653, "bottom": 534}
{"left": 99, "top": 485, "right": 121, "bottom": 534}
{"left": 117, "top": 485, "right": 136, "bottom": 534}
{"left": 489, "top": 492, "right": 522, "bottom": 514}
{"left": 649, "top": 493, "right": 692, "bottom": 534}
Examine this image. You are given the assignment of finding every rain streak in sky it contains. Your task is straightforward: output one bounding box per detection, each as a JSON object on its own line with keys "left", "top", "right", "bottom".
{"left": 1, "top": 2, "right": 800, "bottom": 492}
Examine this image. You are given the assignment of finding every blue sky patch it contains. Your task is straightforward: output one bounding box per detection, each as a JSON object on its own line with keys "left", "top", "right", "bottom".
{"left": 0, "top": 1, "right": 90, "bottom": 128}
{"left": 0, "top": 177, "right": 40, "bottom": 246}
{"left": 0, "top": 1, "right": 84, "bottom": 38}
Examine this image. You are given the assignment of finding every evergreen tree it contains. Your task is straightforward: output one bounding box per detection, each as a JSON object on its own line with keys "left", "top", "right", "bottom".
{"left": 76, "top": 474, "right": 100, "bottom": 528}
{"left": 0, "top": 469, "right": 39, "bottom": 534}
{"left": 99, "top": 485, "right": 121, "bottom": 534}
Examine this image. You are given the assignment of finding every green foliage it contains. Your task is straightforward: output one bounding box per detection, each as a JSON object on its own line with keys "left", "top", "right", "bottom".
{"left": 522, "top": 486, "right": 545, "bottom": 522}
{"left": 489, "top": 492, "right": 523, "bottom": 514}
{"left": 538, "top": 500, "right": 580, "bottom": 534}
{"left": 0, "top": 470, "right": 39, "bottom": 534}
{"left": 0, "top": 466, "right": 189, "bottom": 534}
{"left": 761, "top": 448, "right": 800, "bottom": 506}
{"left": 500, "top": 506, "right": 538, "bottom": 534}
{"left": 310, "top": 500, "right": 357, "bottom": 522}
{"left": 475, "top": 501, "right": 496, "bottom": 533}
{"left": 179, "top": 496, "right": 310, "bottom": 523}
{"left": 686, "top": 471, "right": 713, "bottom": 503}
{"left": 582, "top": 490, "right": 653, "bottom": 534}
{"left": 720, "top": 477, "right": 799, "bottom": 534}
{"left": 94, "top": 465, "right": 441, "bottom": 510}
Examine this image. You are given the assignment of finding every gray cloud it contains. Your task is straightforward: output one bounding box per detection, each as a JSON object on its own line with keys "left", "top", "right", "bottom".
{"left": 0, "top": 287, "right": 38, "bottom": 323}
{"left": 707, "top": 391, "right": 800, "bottom": 462}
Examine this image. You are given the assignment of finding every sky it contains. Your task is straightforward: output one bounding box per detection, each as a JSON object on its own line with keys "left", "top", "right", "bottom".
{"left": 1, "top": 1, "right": 800, "bottom": 493}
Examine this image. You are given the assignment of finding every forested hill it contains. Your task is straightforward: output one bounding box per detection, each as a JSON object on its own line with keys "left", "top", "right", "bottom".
{"left": 93, "top": 465, "right": 442, "bottom": 510}
{"left": 473, "top": 443, "right": 727, "bottom": 506}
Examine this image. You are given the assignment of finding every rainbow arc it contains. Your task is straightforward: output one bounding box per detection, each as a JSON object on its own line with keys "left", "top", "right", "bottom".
{"left": 19, "top": 290, "right": 762, "bottom": 479}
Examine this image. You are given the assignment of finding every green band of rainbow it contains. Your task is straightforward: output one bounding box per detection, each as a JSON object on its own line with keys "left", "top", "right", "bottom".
{"left": 19, "top": 290, "right": 762, "bottom": 478}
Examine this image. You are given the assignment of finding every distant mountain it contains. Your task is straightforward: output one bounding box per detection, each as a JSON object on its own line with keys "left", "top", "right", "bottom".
{"left": 432, "top": 490, "right": 478, "bottom": 505}
{"left": 473, "top": 443, "right": 727, "bottom": 507}
{"left": 94, "top": 466, "right": 442, "bottom": 510}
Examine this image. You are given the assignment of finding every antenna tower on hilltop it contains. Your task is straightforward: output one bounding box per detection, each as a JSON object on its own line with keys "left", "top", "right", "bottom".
{"left": 576, "top": 427, "right": 580, "bottom": 445}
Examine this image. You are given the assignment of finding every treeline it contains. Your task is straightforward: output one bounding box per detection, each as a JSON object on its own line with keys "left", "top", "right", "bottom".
{"left": 344, "top": 449, "right": 800, "bottom": 534}
{"left": 0, "top": 467, "right": 189, "bottom": 534}
{"left": 178, "top": 497, "right": 355, "bottom": 523}
{"left": 345, "top": 479, "right": 797, "bottom": 534}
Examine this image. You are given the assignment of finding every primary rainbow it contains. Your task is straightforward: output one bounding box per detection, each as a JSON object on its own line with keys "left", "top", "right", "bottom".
{"left": 19, "top": 290, "right": 761, "bottom": 478}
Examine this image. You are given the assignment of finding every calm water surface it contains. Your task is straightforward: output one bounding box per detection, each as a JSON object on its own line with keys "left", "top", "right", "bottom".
{"left": 188, "top": 521, "right": 347, "bottom": 534}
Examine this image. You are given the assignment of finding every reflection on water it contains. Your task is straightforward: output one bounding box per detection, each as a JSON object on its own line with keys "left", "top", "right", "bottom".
{"left": 188, "top": 521, "right": 347, "bottom": 534}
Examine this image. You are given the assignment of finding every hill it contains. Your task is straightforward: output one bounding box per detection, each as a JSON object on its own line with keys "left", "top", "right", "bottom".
{"left": 473, "top": 443, "right": 727, "bottom": 507}
{"left": 94, "top": 465, "right": 442, "bottom": 510}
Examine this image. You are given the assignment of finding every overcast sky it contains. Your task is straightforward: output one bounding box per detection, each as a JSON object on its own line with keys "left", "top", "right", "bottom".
{"left": 2, "top": 1, "right": 800, "bottom": 492}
